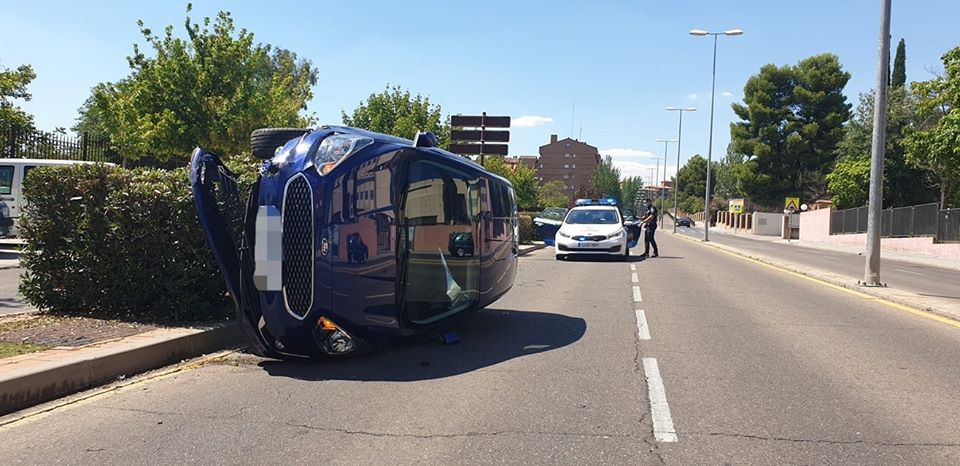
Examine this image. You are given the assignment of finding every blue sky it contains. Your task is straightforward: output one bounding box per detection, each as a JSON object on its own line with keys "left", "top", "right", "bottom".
{"left": 3, "top": 1, "right": 958, "bottom": 184}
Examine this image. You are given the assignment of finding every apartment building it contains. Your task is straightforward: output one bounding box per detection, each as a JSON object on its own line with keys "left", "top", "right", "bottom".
{"left": 536, "top": 134, "right": 601, "bottom": 195}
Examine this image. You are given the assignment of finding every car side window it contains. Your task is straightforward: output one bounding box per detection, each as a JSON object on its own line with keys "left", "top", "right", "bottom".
{"left": 0, "top": 166, "right": 13, "bottom": 195}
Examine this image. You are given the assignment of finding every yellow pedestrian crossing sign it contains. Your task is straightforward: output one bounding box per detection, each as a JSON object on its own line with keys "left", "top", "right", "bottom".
{"left": 729, "top": 198, "right": 745, "bottom": 214}
{"left": 785, "top": 197, "right": 800, "bottom": 212}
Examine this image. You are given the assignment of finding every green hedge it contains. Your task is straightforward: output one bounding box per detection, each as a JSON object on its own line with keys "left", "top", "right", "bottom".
{"left": 18, "top": 159, "right": 256, "bottom": 322}
{"left": 518, "top": 214, "right": 536, "bottom": 244}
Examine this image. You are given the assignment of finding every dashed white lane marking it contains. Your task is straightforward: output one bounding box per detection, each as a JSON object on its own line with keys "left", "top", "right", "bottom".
{"left": 632, "top": 286, "right": 642, "bottom": 302}
{"left": 635, "top": 309, "right": 650, "bottom": 340}
{"left": 642, "top": 358, "right": 678, "bottom": 442}
{"left": 630, "top": 264, "right": 637, "bottom": 271}
{"left": 631, "top": 272, "right": 639, "bottom": 283}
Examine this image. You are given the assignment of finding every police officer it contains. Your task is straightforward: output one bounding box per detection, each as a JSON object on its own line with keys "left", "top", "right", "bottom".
{"left": 639, "top": 198, "right": 659, "bottom": 258}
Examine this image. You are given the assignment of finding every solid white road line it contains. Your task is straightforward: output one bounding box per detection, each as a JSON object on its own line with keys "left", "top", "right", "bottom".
{"left": 631, "top": 272, "right": 639, "bottom": 283}
{"left": 632, "top": 285, "right": 642, "bottom": 302}
{"left": 635, "top": 309, "right": 650, "bottom": 340}
{"left": 642, "top": 358, "right": 678, "bottom": 442}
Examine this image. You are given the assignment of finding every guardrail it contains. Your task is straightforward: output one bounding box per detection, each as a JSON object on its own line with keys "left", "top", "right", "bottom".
{"left": 831, "top": 203, "right": 957, "bottom": 243}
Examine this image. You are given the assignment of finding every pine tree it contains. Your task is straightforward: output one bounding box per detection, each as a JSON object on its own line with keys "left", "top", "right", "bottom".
{"left": 892, "top": 38, "right": 906, "bottom": 88}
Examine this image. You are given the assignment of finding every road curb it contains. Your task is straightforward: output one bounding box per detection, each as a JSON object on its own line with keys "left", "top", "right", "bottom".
{"left": 665, "top": 230, "right": 960, "bottom": 326}
{"left": 0, "top": 323, "right": 240, "bottom": 415}
{"left": 519, "top": 243, "right": 547, "bottom": 256}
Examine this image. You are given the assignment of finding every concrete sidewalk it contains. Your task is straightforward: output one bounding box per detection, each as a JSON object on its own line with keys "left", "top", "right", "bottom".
{"left": 0, "top": 322, "right": 239, "bottom": 415}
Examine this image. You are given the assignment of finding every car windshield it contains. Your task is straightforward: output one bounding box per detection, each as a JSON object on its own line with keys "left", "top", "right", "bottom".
{"left": 564, "top": 208, "right": 619, "bottom": 225}
{"left": 539, "top": 207, "right": 568, "bottom": 221}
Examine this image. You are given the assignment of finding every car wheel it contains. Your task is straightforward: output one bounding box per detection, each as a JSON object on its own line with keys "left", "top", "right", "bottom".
{"left": 623, "top": 244, "right": 630, "bottom": 260}
{"left": 456, "top": 247, "right": 466, "bottom": 257}
{"left": 251, "top": 128, "right": 311, "bottom": 159}
{"left": 555, "top": 254, "right": 565, "bottom": 261}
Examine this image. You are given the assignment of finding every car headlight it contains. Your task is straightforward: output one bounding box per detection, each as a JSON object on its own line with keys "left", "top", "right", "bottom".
{"left": 609, "top": 229, "right": 624, "bottom": 239}
{"left": 313, "top": 134, "right": 374, "bottom": 175}
{"left": 558, "top": 231, "right": 571, "bottom": 238}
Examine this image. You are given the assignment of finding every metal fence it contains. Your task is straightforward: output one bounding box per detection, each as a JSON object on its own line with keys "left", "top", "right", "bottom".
{"left": 831, "top": 203, "right": 957, "bottom": 242}
{"left": 939, "top": 209, "right": 960, "bottom": 243}
{"left": 1, "top": 125, "right": 121, "bottom": 164}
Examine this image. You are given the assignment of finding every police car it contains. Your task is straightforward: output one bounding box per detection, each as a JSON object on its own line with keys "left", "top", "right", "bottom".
{"left": 554, "top": 198, "right": 641, "bottom": 261}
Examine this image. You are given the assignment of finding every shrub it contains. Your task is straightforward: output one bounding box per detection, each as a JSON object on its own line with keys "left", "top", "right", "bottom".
{"left": 18, "top": 159, "right": 257, "bottom": 322}
{"left": 518, "top": 214, "right": 536, "bottom": 244}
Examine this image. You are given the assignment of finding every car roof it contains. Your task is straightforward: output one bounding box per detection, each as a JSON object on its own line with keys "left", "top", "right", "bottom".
{"left": 569, "top": 205, "right": 619, "bottom": 211}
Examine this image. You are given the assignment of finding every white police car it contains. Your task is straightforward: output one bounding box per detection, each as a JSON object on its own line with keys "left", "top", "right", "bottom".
{"left": 555, "top": 199, "right": 640, "bottom": 261}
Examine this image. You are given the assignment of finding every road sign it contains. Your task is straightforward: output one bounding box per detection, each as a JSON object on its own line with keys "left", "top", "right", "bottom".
{"left": 785, "top": 197, "right": 800, "bottom": 212}
{"left": 448, "top": 143, "right": 509, "bottom": 156}
{"left": 729, "top": 198, "right": 745, "bottom": 214}
{"left": 450, "top": 130, "right": 510, "bottom": 143}
{"left": 451, "top": 115, "right": 511, "bottom": 128}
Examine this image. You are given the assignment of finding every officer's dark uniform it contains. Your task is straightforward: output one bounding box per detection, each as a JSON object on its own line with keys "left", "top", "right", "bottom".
{"left": 642, "top": 203, "right": 659, "bottom": 257}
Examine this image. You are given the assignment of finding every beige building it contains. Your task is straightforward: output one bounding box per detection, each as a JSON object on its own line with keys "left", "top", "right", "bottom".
{"left": 536, "top": 135, "right": 602, "bottom": 195}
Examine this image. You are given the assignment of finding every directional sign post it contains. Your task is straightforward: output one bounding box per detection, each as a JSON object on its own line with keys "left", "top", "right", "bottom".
{"left": 449, "top": 113, "right": 510, "bottom": 164}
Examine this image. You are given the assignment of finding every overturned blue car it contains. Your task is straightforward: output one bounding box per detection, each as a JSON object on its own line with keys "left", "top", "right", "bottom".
{"left": 191, "top": 126, "right": 519, "bottom": 359}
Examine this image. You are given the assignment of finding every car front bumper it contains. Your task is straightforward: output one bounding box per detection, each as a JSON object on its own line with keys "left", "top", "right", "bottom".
{"left": 555, "top": 235, "right": 626, "bottom": 255}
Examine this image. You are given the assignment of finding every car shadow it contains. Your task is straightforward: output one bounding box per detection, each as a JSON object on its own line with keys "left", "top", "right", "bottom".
{"left": 260, "top": 308, "right": 586, "bottom": 382}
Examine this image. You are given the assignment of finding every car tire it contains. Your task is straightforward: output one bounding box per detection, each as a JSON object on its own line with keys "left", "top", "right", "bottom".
{"left": 456, "top": 247, "right": 466, "bottom": 257}
{"left": 555, "top": 254, "right": 565, "bottom": 261}
{"left": 623, "top": 244, "right": 630, "bottom": 260}
{"left": 251, "top": 128, "right": 311, "bottom": 159}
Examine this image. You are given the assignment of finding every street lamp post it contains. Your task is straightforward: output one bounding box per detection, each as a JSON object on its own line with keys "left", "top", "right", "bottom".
{"left": 666, "top": 107, "right": 697, "bottom": 233}
{"left": 656, "top": 139, "right": 678, "bottom": 225}
{"left": 689, "top": 28, "right": 742, "bottom": 241}
{"left": 864, "top": 0, "right": 891, "bottom": 286}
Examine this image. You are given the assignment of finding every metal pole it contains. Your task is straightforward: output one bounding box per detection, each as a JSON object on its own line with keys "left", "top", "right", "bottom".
{"left": 654, "top": 157, "right": 660, "bottom": 218}
{"left": 704, "top": 34, "right": 719, "bottom": 242}
{"left": 673, "top": 111, "right": 684, "bottom": 233}
{"left": 864, "top": 0, "right": 891, "bottom": 286}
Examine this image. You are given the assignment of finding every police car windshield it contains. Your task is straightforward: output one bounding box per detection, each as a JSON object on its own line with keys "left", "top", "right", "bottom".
{"left": 564, "top": 208, "right": 619, "bottom": 225}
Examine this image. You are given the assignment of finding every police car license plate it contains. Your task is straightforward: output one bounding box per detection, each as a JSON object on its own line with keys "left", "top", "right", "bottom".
{"left": 578, "top": 242, "right": 600, "bottom": 248}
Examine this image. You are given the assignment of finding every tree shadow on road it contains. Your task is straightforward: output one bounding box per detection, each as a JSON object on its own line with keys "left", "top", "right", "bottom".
{"left": 259, "top": 308, "right": 586, "bottom": 382}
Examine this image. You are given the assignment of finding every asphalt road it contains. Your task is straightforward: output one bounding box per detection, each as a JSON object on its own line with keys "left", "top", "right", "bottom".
{"left": 0, "top": 267, "right": 32, "bottom": 316}
{"left": 3, "top": 235, "right": 960, "bottom": 464}
{"left": 676, "top": 224, "right": 960, "bottom": 302}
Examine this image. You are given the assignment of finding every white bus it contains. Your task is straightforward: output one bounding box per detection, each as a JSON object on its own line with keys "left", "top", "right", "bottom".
{"left": 0, "top": 158, "right": 115, "bottom": 237}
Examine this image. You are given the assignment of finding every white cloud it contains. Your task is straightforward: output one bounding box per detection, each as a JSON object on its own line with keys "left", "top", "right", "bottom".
{"left": 612, "top": 160, "right": 677, "bottom": 183}
{"left": 721, "top": 91, "right": 733, "bottom": 97}
{"left": 600, "top": 148, "right": 658, "bottom": 159}
{"left": 512, "top": 115, "right": 554, "bottom": 128}
{"left": 687, "top": 93, "right": 699, "bottom": 100}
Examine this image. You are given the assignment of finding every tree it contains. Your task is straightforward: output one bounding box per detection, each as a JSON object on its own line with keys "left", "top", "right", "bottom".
{"left": 714, "top": 146, "right": 747, "bottom": 201}
{"left": 342, "top": 85, "right": 448, "bottom": 148}
{"left": 538, "top": 180, "right": 570, "bottom": 208}
{"left": 0, "top": 62, "right": 36, "bottom": 130}
{"left": 829, "top": 88, "right": 933, "bottom": 207}
{"left": 730, "top": 53, "right": 852, "bottom": 204}
{"left": 74, "top": 6, "right": 318, "bottom": 163}
{"left": 825, "top": 157, "right": 870, "bottom": 209}
{"left": 673, "top": 154, "right": 717, "bottom": 214}
{"left": 591, "top": 155, "right": 622, "bottom": 202}
{"left": 620, "top": 176, "right": 644, "bottom": 210}
{"left": 892, "top": 38, "right": 907, "bottom": 89}
{"left": 906, "top": 46, "right": 960, "bottom": 209}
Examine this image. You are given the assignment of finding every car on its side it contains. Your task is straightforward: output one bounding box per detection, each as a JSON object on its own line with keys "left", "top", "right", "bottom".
{"left": 191, "top": 125, "right": 519, "bottom": 359}
{"left": 554, "top": 199, "right": 641, "bottom": 261}
{"left": 533, "top": 207, "right": 568, "bottom": 245}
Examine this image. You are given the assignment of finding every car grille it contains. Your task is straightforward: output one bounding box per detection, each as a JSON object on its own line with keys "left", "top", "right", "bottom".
{"left": 574, "top": 235, "right": 607, "bottom": 241}
{"left": 282, "top": 175, "right": 314, "bottom": 319}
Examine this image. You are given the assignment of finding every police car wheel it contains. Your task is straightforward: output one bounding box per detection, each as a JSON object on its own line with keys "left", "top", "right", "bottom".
{"left": 251, "top": 127, "right": 311, "bottom": 159}
{"left": 555, "top": 254, "right": 565, "bottom": 261}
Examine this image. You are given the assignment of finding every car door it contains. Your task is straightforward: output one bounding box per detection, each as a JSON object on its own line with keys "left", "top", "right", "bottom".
{"left": 189, "top": 148, "right": 242, "bottom": 303}
{"left": 0, "top": 164, "right": 14, "bottom": 233}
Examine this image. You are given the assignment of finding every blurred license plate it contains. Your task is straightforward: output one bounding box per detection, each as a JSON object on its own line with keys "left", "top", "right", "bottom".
{"left": 578, "top": 242, "right": 599, "bottom": 248}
